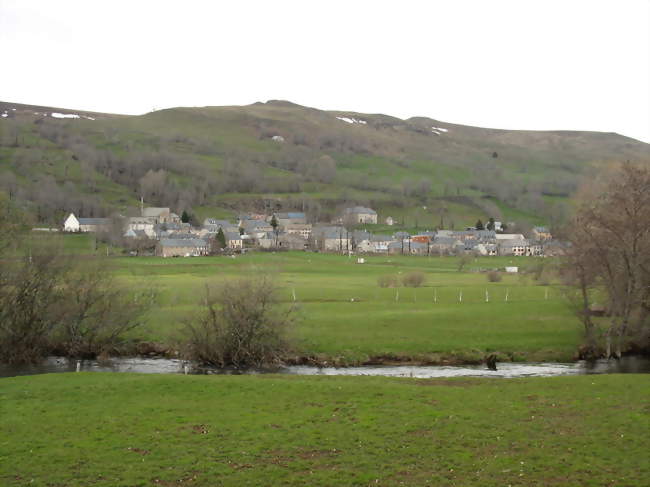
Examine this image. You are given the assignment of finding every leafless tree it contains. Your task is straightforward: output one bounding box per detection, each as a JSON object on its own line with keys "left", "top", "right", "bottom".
{"left": 55, "top": 259, "right": 153, "bottom": 358}
{"left": 565, "top": 162, "right": 650, "bottom": 358}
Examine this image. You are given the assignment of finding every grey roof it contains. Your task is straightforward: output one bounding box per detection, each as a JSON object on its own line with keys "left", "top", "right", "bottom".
{"left": 370, "top": 234, "right": 393, "bottom": 242}
{"left": 394, "top": 231, "right": 410, "bottom": 238}
{"left": 244, "top": 220, "right": 272, "bottom": 229}
{"left": 534, "top": 226, "right": 549, "bottom": 232}
{"left": 203, "top": 218, "right": 233, "bottom": 227}
{"left": 353, "top": 230, "right": 372, "bottom": 241}
{"left": 204, "top": 223, "right": 239, "bottom": 233}
{"left": 499, "top": 239, "right": 529, "bottom": 247}
{"left": 159, "top": 238, "right": 207, "bottom": 248}
{"left": 432, "top": 236, "right": 459, "bottom": 246}
{"left": 275, "top": 212, "right": 306, "bottom": 219}
{"left": 387, "top": 241, "right": 426, "bottom": 250}
{"left": 153, "top": 222, "right": 190, "bottom": 232}
{"left": 343, "top": 206, "right": 377, "bottom": 215}
{"left": 128, "top": 217, "right": 154, "bottom": 224}
{"left": 78, "top": 218, "right": 110, "bottom": 225}
{"left": 166, "top": 233, "right": 196, "bottom": 239}
{"left": 224, "top": 231, "right": 242, "bottom": 241}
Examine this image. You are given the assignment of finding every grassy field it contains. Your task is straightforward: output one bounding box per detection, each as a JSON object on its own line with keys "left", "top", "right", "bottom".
{"left": 96, "top": 248, "right": 581, "bottom": 363}
{"left": 1, "top": 372, "right": 648, "bottom": 486}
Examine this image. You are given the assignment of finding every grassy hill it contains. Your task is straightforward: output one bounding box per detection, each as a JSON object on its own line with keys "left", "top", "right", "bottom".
{"left": 1, "top": 99, "right": 648, "bottom": 229}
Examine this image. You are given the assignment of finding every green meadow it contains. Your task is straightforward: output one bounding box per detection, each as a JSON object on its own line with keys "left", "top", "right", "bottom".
{"left": 1, "top": 373, "right": 648, "bottom": 486}
{"left": 94, "top": 245, "right": 581, "bottom": 363}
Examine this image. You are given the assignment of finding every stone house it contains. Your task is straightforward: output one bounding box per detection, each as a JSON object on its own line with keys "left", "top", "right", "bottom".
{"left": 284, "top": 223, "right": 312, "bottom": 239}
{"left": 311, "top": 226, "right": 351, "bottom": 252}
{"left": 498, "top": 238, "right": 530, "bottom": 256}
{"left": 142, "top": 207, "right": 181, "bottom": 224}
{"left": 274, "top": 212, "right": 307, "bottom": 226}
{"left": 224, "top": 231, "right": 243, "bottom": 250}
{"left": 157, "top": 238, "right": 209, "bottom": 257}
{"left": 342, "top": 206, "right": 378, "bottom": 224}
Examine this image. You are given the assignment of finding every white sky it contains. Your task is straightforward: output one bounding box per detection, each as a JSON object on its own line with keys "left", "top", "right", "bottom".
{"left": 2, "top": 0, "right": 649, "bottom": 142}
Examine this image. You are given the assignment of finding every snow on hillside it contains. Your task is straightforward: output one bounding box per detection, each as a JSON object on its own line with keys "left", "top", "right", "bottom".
{"left": 49, "top": 112, "right": 95, "bottom": 120}
{"left": 336, "top": 116, "right": 367, "bottom": 125}
{"left": 51, "top": 112, "right": 80, "bottom": 119}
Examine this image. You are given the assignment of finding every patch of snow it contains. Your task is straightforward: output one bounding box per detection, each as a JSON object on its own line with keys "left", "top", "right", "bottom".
{"left": 1, "top": 113, "right": 7, "bottom": 118}
{"left": 82, "top": 116, "right": 95, "bottom": 121}
{"left": 337, "top": 116, "right": 367, "bottom": 125}
{"left": 431, "top": 129, "right": 440, "bottom": 135}
{"left": 51, "top": 112, "right": 80, "bottom": 119}
{"left": 271, "top": 135, "right": 285, "bottom": 142}
{"left": 432, "top": 126, "right": 448, "bottom": 133}
{"left": 11, "top": 108, "right": 16, "bottom": 111}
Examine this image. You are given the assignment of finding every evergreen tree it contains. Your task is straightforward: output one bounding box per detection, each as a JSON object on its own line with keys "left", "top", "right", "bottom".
{"left": 270, "top": 215, "right": 278, "bottom": 232}
{"left": 216, "top": 228, "right": 226, "bottom": 249}
{"left": 475, "top": 219, "right": 484, "bottom": 230}
{"left": 486, "top": 218, "right": 495, "bottom": 231}
{"left": 181, "top": 210, "right": 191, "bottom": 223}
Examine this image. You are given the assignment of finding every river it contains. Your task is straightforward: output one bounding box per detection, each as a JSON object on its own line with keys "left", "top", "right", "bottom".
{"left": 2, "top": 355, "right": 649, "bottom": 379}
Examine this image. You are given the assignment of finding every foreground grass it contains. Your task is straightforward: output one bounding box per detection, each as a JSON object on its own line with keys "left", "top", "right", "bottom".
{"left": 1, "top": 373, "right": 648, "bottom": 486}
{"left": 113, "top": 251, "right": 580, "bottom": 362}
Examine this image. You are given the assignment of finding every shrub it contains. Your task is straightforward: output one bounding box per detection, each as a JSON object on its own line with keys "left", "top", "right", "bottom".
{"left": 184, "top": 277, "right": 295, "bottom": 368}
{"left": 486, "top": 270, "right": 502, "bottom": 282}
{"left": 377, "top": 274, "right": 400, "bottom": 288}
{"left": 402, "top": 271, "right": 426, "bottom": 288}
{"left": 0, "top": 243, "right": 149, "bottom": 363}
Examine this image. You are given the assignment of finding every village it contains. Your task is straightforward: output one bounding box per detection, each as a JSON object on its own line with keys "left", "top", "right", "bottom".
{"left": 62, "top": 205, "right": 562, "bottom": 258}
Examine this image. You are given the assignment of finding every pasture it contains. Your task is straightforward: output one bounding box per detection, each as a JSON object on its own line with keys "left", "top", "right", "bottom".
{"left": 108, "top": 250, "right": 581, "bottom": 363}
{"left": 1, "top": 372, "right": 647, "bottom": 486}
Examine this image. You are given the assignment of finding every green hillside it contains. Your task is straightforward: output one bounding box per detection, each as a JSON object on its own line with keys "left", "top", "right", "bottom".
{"left": 1, "top": 100, "right": 647, "bottom": 229}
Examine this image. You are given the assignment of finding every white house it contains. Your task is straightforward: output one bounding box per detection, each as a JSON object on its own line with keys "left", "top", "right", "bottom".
{"left": 63, "top": 213, "right": 110, "bottom": 233}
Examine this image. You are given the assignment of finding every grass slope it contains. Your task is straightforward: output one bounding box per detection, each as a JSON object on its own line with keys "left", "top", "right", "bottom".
{"left": 1, "top": 373, "right": 648, "bottom": 486}
{"left": 2, "top": 99, "right": 648, "bottom": 228}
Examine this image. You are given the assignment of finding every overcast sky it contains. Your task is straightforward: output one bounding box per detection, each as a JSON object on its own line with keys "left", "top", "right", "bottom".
{"left": 2, "top": 0, "right": 649, "bottom": 142}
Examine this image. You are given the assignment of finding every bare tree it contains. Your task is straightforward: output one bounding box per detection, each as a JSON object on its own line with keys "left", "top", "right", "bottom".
{"left": 55, "top": 260, "right": 153, "bottom": 358}
{"left": 565, "top": 162, "right": 650, "bottom": 358}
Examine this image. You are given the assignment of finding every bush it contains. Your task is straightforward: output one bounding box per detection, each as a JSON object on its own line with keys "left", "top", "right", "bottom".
{"left": 0, "top": 239, "right": 150, "bottom": 363}
{"left": 402, "top": 271, "right": 426, "bottom": 288}
{"left": 184, "top": 277, "right": 295, "bottom": 368}
{"left": 486, "top": 270, "right": 502, "bottom": 282}
{"left": 377, "top": 274, "right": 400, "bottom": 288}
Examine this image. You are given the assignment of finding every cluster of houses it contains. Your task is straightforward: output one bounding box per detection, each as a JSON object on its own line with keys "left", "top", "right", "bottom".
{"left": 63, "top": 205, "right": 562, "bottom": 258}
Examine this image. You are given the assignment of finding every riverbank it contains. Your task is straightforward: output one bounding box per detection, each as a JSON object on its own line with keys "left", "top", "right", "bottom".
{"left": 1, "top": 373, "right": 648, "bottom": 486}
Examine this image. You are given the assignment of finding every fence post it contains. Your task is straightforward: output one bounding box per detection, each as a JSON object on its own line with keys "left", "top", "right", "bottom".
{"left": 545, "top": 288, "right": 548, "bottom": 300}
{"left": 485, "top": 289, "right": 489, "bottom": 302}
{"left": 395, "top": 289, "right": 399, "bottom": 302}
{"left": 505, "top": 289, "right": 509, "bottom": 302}
{"left": 459, "top": 289, "right": 463, "bottom": 303}
{"left": 292, "top": 288, "right": 296, "bottom": 302}
{"left": 433, "top": 288, "right": 437, "bottom": 303}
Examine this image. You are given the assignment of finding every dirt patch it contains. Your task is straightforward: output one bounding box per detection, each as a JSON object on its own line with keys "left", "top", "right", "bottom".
{"left": 127, "top": 447, "right": 150, "bottom": 455}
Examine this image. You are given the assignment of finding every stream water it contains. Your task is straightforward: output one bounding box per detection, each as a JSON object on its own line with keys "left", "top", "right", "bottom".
{"left": 2, "top": 355, "right": 649, "bottom": 379}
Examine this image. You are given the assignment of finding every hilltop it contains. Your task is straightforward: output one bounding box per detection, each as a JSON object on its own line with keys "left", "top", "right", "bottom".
{"left": 0, "top": 99, "right": 647, "bottom": 230}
